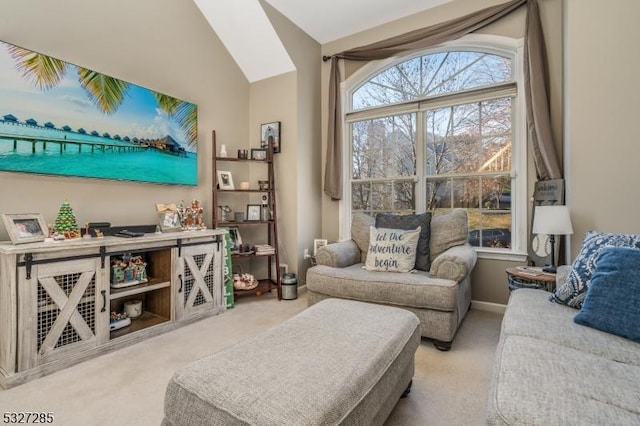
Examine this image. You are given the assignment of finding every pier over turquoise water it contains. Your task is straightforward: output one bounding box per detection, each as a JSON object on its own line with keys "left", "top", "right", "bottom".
{"left": 0, "top": 119, "right": 196, "bottom": 185}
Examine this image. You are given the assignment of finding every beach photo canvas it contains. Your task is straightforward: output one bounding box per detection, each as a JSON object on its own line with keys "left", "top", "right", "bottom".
{"left": 0, "top": 40, "right": 197, "bottom": 185}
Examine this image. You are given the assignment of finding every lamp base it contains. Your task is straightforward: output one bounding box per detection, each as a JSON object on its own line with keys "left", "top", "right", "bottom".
{"left": 542, "top": 265, "right": 557, "bottom": 273}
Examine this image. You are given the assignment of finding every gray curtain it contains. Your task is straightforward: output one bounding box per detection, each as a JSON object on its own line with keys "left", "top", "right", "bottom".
{"left": 324, "top": 0, "right": 560, "bottom": 200}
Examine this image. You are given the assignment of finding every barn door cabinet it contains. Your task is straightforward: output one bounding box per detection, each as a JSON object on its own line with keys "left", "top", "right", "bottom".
{"left": 0, "top": 230, "right": 225, "bottom": 389}
{"left": 175, "top": 243, "right": 224, "bottom": 321}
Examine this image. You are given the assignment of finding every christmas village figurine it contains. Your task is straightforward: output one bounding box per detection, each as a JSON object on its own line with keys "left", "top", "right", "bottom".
{"left": 192, "top": 199, "right": 205, "bottom": 228}
{"left": 184, "top": 199, "right": 205, "bottom": 230}
{"left": 173, "top": 199, "right": 205, "bottom": 230}
{"left": 110, "top": 254, "right": 147, "bottom": 286}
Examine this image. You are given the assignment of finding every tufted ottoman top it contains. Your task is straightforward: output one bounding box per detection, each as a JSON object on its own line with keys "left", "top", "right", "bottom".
{"left": 163, "top": 299, "right": 420, "bottom": 426}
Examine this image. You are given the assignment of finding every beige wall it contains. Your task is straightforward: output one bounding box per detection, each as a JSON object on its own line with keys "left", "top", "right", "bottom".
{"left": 564, "top": 0, "right": 640, "bottom": 256}
{"left": 252, "top": 2, "right": 322, "bottom": 284}
{"left": 319, "top": 0, "right": 563, "bottom": 305}
{"left": 247, "top": 72, "right": 298, "bottom": 280}
{"left": 0, "top": 0, "right": 249, "bottom": 239}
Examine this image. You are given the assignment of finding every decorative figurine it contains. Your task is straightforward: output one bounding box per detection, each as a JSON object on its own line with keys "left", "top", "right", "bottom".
{"left": 191, "top": 199, "right": 204, "bottom": 229}
{"left": 177, "top": 200, "right": 186, "bottom": 229}
{"left": 83, "top": 222, "right": 92, "bottom": 239}
{"left": 44, "top": 223, "right": 54, "bottom": 242}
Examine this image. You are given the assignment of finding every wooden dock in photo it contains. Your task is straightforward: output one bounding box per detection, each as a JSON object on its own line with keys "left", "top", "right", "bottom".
{"left": 0, "top": 133, "right": 148, "bottom": 154}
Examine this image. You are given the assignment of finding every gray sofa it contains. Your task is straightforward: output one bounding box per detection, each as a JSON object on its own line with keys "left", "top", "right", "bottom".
{"left": 307, "top": 210, "right": 477, "bottom": 350}
{"left": 487, "top": 267, "right": 640, "bottom": 425}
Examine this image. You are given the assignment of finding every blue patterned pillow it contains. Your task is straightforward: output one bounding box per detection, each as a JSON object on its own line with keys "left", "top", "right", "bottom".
{"left": 550, "top": 231, "right": 640, "bottom": 308}
{"left": 574, "top": 247, "right": 640, "bottom": 343}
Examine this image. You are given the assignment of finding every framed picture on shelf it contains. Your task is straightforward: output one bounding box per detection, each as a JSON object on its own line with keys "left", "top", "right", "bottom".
{"left": 157, "top": 211, "right": 182, "bottom": 232}
{"left": 313, "top": 238, "right": 328, "bottom": 256}
{"left": 228, "top": 227, "right": 242, "bottom": 253}
{"left": 260, "top": 121, "right": 281, "bottom": 153}
{"left": 216, "top": 170, "right": 234, "bottom": 190}
{"left": 1, "top": 213, "right": 48, "bottom": 244}
{"left": 246, "top": 204, "right": 261, "bottom": 221}
{"left": 251, "top": 148, "right": 267, "bottom": 161}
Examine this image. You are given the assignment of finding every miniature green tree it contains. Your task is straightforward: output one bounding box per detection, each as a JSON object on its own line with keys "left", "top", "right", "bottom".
{"left": 54, "top": 200, "right": 80, "bottom": 237}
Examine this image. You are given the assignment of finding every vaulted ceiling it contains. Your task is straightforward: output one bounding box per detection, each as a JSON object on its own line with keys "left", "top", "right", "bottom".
{"left": 193, "top": 0, "right": 453, "bottom": 82}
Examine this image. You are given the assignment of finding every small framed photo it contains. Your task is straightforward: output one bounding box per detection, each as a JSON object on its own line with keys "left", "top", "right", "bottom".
{"left": 251, "top": 148, "right": 267, "bottom": 161}
{"left": 260, "top": 121, "right": 281, "bottom": 153}
{"left": 157, "top": 211, "right": 182, "bottom": 232}
{"left": 313, "top": 238, "right": 328, "bottom": 256}
{"left": 217, "top": 170, "right": 234, "bottom": 190}
{"left": 228, "top": 227, "right": 242, "bottom": 253}
{"left": 1, "top": 213, "right": 48, "bottom": 244}
{"left": 246, "top": 204, "right": 261, "bottom": 221}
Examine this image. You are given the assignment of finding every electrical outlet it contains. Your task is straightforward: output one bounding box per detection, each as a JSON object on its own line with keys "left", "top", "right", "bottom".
{"left": 303, "top": 248, "right": 311, "bottom": 259}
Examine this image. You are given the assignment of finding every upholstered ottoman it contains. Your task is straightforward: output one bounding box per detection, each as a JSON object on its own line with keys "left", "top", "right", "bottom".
{"left": 162, "top": 299, "right": 421, "bottom": 426}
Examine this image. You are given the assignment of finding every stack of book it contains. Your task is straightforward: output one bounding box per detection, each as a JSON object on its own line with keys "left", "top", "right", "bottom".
{"left": 255, "top": 244, "right": 276, "bottom": 255}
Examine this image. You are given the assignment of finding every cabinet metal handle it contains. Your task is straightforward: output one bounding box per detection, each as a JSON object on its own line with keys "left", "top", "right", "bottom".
{"left": 100, "top": 290, "right": 106, "bottom": 312}
{"left": 178, "top": 274, "right": 183, "bottom": 293}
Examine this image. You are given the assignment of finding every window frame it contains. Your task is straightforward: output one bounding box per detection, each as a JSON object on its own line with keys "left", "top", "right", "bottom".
{"left": 340, "top": 34, "right": 528, "bottom": 260}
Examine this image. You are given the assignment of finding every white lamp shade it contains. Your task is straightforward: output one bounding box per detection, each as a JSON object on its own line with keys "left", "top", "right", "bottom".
{"left": 533, "top": 205, "right": 573, "bottom": 235}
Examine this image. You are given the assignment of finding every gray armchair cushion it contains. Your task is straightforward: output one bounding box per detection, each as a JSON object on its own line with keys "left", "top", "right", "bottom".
{"left": 307, "top": 264, "right": 459, "bottom": 311}
{"left": 430, "top": 209, "right": 469, "bottom": 261}
{"left": 375, "top": 212, "right": 432, "bottom": 271}
{"left": 315, "top": 240, "right": 361, "bottom": 268}
{"left": 430, "top": 244, "right": 477, "bottom": 281}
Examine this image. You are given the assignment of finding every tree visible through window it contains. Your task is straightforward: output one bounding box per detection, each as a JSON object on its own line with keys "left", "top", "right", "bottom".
{"left": 347, "top": 45, "right": 520, "bottom": 250}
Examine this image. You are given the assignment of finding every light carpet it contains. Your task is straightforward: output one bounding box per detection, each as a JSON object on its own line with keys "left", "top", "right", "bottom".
{"left": 0, "top": 290, "right": 503, "bottom": 425}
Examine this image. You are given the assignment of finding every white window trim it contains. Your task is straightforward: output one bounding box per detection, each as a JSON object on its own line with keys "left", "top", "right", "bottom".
{"left": 340, "top": 34, "right": 527, "bottom": 260}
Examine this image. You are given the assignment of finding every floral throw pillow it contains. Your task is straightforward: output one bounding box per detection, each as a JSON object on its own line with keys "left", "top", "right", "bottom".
{"left": 364, "top": 226, "right": 421, "bottom": 273}
{"left": 550, "top": 231, "right": 640, "bottom": 308}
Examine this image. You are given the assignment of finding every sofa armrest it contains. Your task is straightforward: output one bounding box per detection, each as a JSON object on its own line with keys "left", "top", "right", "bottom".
{"left": 430, "top": 244, "right": 478, "bottom": 281}
{"left": 315, "top": 240, "right": 361, "bottom": 268}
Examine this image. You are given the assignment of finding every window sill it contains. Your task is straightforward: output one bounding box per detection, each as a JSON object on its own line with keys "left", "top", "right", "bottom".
{"left": 475, "top": 248, "right": 528, "bottom": 262}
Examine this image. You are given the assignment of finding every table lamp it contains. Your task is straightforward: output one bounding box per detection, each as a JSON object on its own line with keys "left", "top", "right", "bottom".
{"left": 532, "top": 205, "right": 573, "bottom": 273}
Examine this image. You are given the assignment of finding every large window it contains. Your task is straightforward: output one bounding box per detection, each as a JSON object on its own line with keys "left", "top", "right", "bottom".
{"left": 345, "top": 37, "right": 526, "bottom": 254}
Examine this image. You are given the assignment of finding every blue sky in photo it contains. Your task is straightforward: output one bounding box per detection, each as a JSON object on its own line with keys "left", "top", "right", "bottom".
{"left": 0, "top": 41, "right": 191, "bottom": 145}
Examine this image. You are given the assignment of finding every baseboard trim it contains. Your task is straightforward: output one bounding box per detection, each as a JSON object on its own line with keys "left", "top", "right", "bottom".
{"left": 471, "top": 300, "right": 507, "bottom": 314}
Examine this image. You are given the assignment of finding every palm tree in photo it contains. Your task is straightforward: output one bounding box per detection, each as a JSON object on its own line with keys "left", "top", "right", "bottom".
{"left": 6, "top": 44, "right": 197, "bottom": 147}
{"left": 153, "top": 93, "right": 197, "bottom": 148}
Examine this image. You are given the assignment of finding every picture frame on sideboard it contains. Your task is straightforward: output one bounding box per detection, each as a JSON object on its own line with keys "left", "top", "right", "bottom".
{"left": 2, "top": 213, "right": 48, "bottom": 244}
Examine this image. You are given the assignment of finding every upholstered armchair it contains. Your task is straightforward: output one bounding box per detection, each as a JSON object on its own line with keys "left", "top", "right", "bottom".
{"left": 306, "top": 209, "right": 477, "bottom": 350}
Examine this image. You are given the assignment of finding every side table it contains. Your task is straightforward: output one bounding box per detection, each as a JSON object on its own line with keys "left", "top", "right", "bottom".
{"left": 506, "top": 267, "right": 556, "bottom": 292}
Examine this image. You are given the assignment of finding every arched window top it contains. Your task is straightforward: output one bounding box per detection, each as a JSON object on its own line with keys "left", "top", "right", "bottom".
{"left": 351, "top": 50, "right": 512, "bottom": 111}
